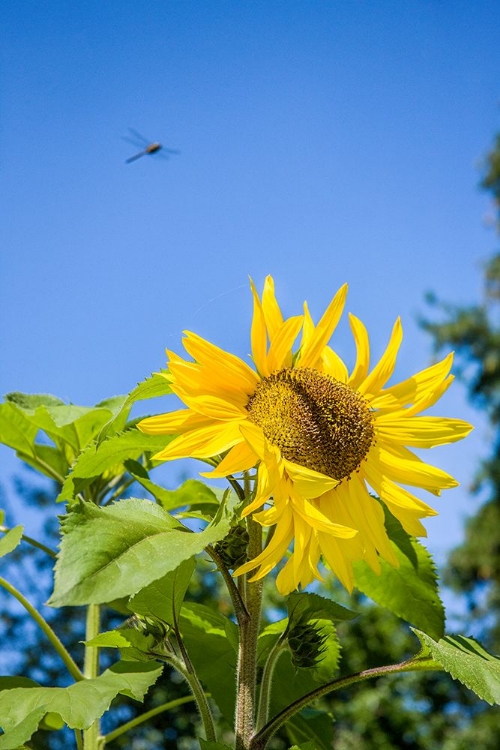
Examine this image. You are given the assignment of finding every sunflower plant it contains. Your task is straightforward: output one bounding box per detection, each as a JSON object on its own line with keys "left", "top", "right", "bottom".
{"left": 1, "top": 276, "right": 499, "bottom": 750}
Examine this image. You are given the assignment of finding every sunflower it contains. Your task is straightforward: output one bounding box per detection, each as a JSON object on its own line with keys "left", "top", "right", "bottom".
{"left": 138, "top": 277, "right": 472, "bottom": 594}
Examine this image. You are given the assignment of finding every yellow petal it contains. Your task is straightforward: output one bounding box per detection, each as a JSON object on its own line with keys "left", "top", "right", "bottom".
{"left": 297, "top": 284, "right": 348, "bottom": 368}
{"left": 234, "top": 506, "right": 294, "bottom": 579}
{"left": 249, "top": 277, "right": 270, "bottom": 377}
{"left": 283, "top": 459, "right": 337, "bottom": 499}
{"left": 173, "top": 393, "right": 247, "bottom": 421}
{"left": 137, "top": 409, "right": 212, "bottom": 435}
{"left": 267, "top": 315, "right": 303, "bottom": 372}
{"left": 201, "top": 440, "right": 258, "bottom": 478}
{"left": 320, "top": 346, "right": 349, "bottom": 382}
{"left": 372, "top": 444, "right": 458, "bottom": 493}
{"left": 289, "top": 487, "right": 357, "bottom": 537}
{"left": 358, "top": 318, "right": 403, "bottom": 398}
{"left": 370, "top": 353, "right": 453, "bottom": 411}
{"left": 182, "top": 331, "right": 259, "bottom": 393}
{"left": 374, "top": 415, "right": 473, "bottom": 447}
{"left": 261, "top": 275, "right": 284, "bottom": 340}
{"left": 153, "top": 421, "right": 244, "bottom": 461}
{"left": 347, "top": 314, "right": 370, "bottom": 389}
{"left": 346, "top": 473, "right": 399, "bottom": 567}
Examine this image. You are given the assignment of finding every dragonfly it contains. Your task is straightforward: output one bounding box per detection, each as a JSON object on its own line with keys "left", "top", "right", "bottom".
{"left": 123, "top": 128, "right": 180, "bottom": 164}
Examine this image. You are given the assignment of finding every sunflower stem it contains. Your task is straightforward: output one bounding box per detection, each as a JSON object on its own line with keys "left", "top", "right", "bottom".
{"left": 83, "top": 604, "right": 102, "bottom": 750}
{"left": 249, "top": 656, "right": 441, "bottom": 750}
{"left": 255, "top": 635, "right": 287, "bottom": 730}
{"left": 235, "top": 510, "right": 263, "bottom": 750}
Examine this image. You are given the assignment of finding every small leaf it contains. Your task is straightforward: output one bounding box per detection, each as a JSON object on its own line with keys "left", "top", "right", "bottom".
{"left": 0, "top": 526, "right": 23, "bottom": 558}
{"left": 130, "top": 476, "right": 221, "bottom": 513}
{"left": 353, "top": 511, "right": 445, "bottom": 640}
{"left": 98, "top": 373, "right": 172, "bottom": 442}
{"left": 56, "top": 431, "right": 173, "bottom": 502}
{"left": 128, "top": 558, "right": 196, "bottom": 625}
{"left": 287, "top": 592, "right": 357, "bottom": 626}
{"left": 50, "top": 494, "right": 239, "bottom": 606}
{"left": 412, "top": 629, "right": 500, "bottom": 705}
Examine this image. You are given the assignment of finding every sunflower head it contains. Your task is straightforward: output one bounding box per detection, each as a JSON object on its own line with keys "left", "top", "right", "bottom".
{"left": 138, "top": 275, "right": 473, "bottom": 595}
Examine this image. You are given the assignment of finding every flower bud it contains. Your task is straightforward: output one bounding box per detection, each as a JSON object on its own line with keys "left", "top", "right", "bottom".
{"left": 214, "top": 525, "right": 249, "bottom": 570}
{"left": 287, "top": 617, "right": 327, "bottom": 669}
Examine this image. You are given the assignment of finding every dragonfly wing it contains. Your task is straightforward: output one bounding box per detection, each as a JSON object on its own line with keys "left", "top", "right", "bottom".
{"left": 125, "top": 151, "right": 147, "bottom": 163}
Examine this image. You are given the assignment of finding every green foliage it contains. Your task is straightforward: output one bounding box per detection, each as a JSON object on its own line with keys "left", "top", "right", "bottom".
{"left": 412, "top": 630, "right": 500, "bottom": 705}
{"left": 49, "top": 493, "right": 239, "bottom": 606}
{"left": 0, "top": 662, "right": 162, "bottom": 749}
{"left": 354, "top": 508, "right": 445, "bottom": 640}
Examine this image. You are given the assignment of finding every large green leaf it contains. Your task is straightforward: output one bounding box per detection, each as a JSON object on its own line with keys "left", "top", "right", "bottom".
{"left": 180, "top": 602, "right": 239, "bottom": 723}
{"left": 0, "top": 661, "right": 162, "bottom": 749}
{"left": 0, "top": 526, "right": 23, "bottom": 558}
{"left": 412, "top": 629, "right": 500, "bottom": 705}
{"left": 353, "top": 510, "right": 445, "bottom": 640}
{"left": 49, "top": 494, "right": 239, "bottom": 606}
{"left": 56, "top": 431, "right": 172, "bottom": 502}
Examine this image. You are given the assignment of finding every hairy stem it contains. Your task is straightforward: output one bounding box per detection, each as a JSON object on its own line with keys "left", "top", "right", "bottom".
{"left": 255, "top": 636, "right": 286, "bottom": 730}
{"left": 235, "top": 514, "right": 263, "bottom": 750}
{"left": 83, "top": 604, "right": 102, "bottom": 750}
{"left": 0, "top": 576, "right": 83, "bottom": 681}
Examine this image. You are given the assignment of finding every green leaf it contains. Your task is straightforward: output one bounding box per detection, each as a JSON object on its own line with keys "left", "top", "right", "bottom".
{"left": 269, "top": 649, "right": 334, "bottom": 748}
{"left": 97, "top": 372, "right": 173, "bottom": 442}
{"left": 180, "top": 602, "right": 239, "bottom": 722}
{"left": 128, "top": 558, "right": 196, "bottom": 625}
{"left": 5, "top": 393, "right": 128, "bottom": 454}
{"left": 56, "top": 431, "right": 173, "bottom": 503}
{"left": 353, "top": 511, "right": 445, "bottom": 640}
{"left": 285, "top": 712, "right": 334, "bottom": 750}
{"left": 0, "top": 526, "right": 23, "bottom": 558}
{"left": 85, "top": 628, "right": 157, "bottom": 661}
{"left": 0, "top": 403, "right": 39, "bottom": 459}
{"left": 0, "top": 677, "right": 40, "bottom": 690}
{"left": 412, "top": 629, "right": 500, "bottom": 705}
{"left": 0, "top": 662, "right": 162, "bottom": 749}
{"left": 288, "top": 742, "right": 319, "bottom": 750}
{"left": 287, "top": 592, "right": 357, "bottom": 625}
{"left": 49, "top": 493, "right": 239, "bottom": 606}
{"left": 199, "top": 741, "right": 233, "bottom": 750}
{"left": 5, "top": 392, "right": 65, "bottom": 409}
{"left": 130, "top": 476, "right": 221, "bottom": 514}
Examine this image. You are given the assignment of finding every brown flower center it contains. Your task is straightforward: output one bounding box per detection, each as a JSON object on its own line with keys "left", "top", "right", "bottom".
{"left": 246, "top": 368, "right": 374, "bottom": 481}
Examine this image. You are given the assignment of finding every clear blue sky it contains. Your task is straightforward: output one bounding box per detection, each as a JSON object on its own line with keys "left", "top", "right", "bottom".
{"left": 1, "top": 1, "right": 500, "bottom": 566}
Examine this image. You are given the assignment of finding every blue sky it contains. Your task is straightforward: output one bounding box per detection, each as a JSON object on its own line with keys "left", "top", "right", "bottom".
{"left": 1, "top": 1, "right": 500, "bottom": 566}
